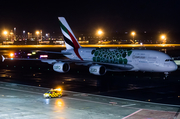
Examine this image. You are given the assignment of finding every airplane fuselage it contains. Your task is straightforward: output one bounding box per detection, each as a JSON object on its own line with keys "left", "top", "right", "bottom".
{"left": 62, "top": 48, "right": 177, "bottom": 73}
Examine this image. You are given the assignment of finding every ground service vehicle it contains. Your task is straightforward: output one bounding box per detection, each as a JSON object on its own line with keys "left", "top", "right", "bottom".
{"left": 43, "top": 88, "right": 62, "bottom": 98}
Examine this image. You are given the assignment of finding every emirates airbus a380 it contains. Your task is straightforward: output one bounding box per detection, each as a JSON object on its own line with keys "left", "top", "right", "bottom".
{"left": 2, "top": 17, "right": 177, "bottom": 77}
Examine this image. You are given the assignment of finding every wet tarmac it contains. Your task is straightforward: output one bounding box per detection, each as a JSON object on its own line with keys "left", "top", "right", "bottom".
{"left": 0, "top": 81, "right": 179, "bottom": 119}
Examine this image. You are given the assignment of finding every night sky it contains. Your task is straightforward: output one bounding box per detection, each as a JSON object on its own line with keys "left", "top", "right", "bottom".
{"left": 0, "top": 0, "right": 179, "bottom": 35}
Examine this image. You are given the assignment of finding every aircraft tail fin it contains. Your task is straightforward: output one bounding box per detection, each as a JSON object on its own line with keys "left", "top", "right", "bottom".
{"left": 58, "top": 17, "right": 81, "bottom": 50}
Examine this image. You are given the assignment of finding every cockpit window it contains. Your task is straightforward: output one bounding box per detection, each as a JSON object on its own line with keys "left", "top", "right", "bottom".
{"left": 165, "top": 59, "right": 173, "bottom": 61}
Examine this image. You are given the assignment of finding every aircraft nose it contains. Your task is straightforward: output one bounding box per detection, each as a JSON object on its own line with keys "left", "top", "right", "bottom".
{"left": 171, "top": 62, "right": 178, "bottom": 71}
{"left": 174, "top": 63, "right": 178, "bottom": 70}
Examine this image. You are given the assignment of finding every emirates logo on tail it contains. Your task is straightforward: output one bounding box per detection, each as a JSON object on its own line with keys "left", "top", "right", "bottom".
{"left": 59, "top": 17, "right": 81, "bottom": 50}
{"left": 58, "top": 17, "right": 83, "bottom": 61}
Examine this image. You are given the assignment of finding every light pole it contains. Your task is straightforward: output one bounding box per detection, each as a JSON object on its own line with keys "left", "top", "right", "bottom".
{"left": 97, "top": 29, "right": 103, "bottom": 43}
{"left": 131, "top": 32, "right": 135, "bottom": 44}
{"left": 3, "top": 30, "right": 8, "bottom": 40}
{"left": 3, "top": 31, "right": 8, "bottom": 36}
{"left": 161, "top": 35, "right": 166, "bottom": 44}
{"left": 36, "top": 31, "right": 40, "bottom": 45}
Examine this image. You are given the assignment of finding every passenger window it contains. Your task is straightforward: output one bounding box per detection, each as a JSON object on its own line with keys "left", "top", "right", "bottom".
{"left": 165, "top": 59, "right": 173, "bottom": 62}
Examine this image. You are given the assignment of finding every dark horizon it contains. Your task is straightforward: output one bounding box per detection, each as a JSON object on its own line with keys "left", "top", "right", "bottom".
{"left": 0, "top": 0, "right": 179, "bottom": 35}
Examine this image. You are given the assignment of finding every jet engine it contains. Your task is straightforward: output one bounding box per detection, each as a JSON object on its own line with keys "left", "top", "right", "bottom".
{"left": 89, "top": 65, "right": 106, "bottom": 75}
{"left": 53, "top": 62, "right": 70, "bottom": 73}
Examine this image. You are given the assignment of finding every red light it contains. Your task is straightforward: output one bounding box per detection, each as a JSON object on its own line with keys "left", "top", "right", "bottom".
{"left": 40, "top": 55, "right": 48, "bottom": 58}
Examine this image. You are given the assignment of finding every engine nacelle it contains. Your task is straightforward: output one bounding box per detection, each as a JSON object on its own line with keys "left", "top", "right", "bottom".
{"left": 53, "top": 62, "right": 70, "bottom": 73}
{"left": 89, "top": 65, "right": 106, "bottom": 75}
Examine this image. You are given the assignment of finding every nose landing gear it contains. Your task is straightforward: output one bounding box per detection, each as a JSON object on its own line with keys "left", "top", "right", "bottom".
{"left": 163, "top": 72, "right": 169, "bottom": 79}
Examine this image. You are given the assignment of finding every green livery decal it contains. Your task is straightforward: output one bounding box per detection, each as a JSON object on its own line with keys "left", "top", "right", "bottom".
{"left": 91, "top": 48, "right": 132, "bottom": 64}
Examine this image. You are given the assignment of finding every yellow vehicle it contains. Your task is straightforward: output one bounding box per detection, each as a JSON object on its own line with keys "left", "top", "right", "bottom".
{"left": 43, "top": 88, "right": 62, "bottom": 98}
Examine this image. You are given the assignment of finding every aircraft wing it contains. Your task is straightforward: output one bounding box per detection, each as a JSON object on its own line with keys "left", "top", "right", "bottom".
{"left": 35, "top": 50, "right": 72, "bottom": 55}
{"left": 2, "top": 55, "right": 134, "bottom": 71}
